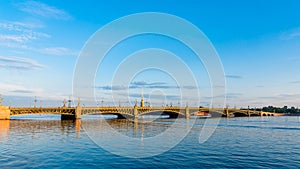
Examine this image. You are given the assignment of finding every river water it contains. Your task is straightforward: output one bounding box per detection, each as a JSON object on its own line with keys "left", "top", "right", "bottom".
{"left": 1, "top": 116, "right": 300, "bottom": 168}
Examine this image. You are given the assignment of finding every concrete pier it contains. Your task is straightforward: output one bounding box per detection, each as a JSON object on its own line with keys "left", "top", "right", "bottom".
{"left": 185, "top": 106, "right": 190, "bottom": 119}
{"left": 61, "top": 106, "right": 82, "bottom": 120}
{"left": 0, "top": 106, "right": 10, "bottom": 120}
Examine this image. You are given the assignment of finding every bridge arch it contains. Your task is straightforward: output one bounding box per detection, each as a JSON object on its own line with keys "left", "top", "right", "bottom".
{"left": 81, "top": 109, "right": 134, "bottom": 119}
{"left": 138, "top": 110, "right": 185, "bottom": 118}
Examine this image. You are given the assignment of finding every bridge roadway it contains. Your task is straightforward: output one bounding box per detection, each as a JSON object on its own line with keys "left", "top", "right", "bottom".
{"left": 0, "top": 105, "right": 280, "bottom": 120}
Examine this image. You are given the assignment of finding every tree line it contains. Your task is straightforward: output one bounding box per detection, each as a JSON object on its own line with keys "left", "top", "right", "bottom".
{"left": 240, "top": 106, "right": 300, "bottom": 114}
{"left": 261, "top": 106, "right": 299, "bottom": 114}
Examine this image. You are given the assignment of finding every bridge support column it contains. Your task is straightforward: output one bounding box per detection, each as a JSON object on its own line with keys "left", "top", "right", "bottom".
{"left": 185, "top": 106, "right": 190, "bottom": 119}
{"left": 61, "top": 106, "right": 82, "bottom": 120}
{"left": 0, "top": 106, "right": 10, "bottom": 120}
{"left": 260, "top": 111, "right": 263, "bottom": 117}
{"left": 225, "top": 108, "right": 229, "bottom": 118}
{"left": 75, "top": 106, "right": 82, "bottom": 119}
{"left": 134, "top": 106, "right": 138, "bottom": 119}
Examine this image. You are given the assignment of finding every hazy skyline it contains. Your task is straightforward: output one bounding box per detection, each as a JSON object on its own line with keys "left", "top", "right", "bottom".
{"left": 0, "top": 0, "right": 300, "bottom": 107}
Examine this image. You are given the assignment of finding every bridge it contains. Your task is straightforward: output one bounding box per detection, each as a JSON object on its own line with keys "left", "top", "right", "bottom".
{"left": 0, "top": 94, "right": 282, "bottom": 120}
{"left": 0, "top": 103, "right": 280, "bottom": 120}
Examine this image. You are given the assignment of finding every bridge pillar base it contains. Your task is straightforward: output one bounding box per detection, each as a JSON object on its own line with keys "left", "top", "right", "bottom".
{"left": 0, "top": 106, "right": 10, "bottom": 120}
{"left": 75, "top": 106, "right": 82, "bottom": 119}
{"left": 61, "top": 114, "right": 76, "bottom": 120}
{"left": 61, "top": 106, "right": 82, "bottom": 120}
{"left": 169, "top": 113, "right": 179, "bottom": 119}
{"left": 185, "top": 107, "right": 190, "bottom": 119}
{"left": 225, "top": 108, "right": 230, "bottom": 118}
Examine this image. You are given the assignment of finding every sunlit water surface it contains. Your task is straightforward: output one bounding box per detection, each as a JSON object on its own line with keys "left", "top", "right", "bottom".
{"left": 1, "top": 115, "right": 300, "bottom": 168}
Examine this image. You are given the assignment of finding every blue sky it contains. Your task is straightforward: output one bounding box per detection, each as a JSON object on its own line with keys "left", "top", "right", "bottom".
{"left": 0, "top": 0, "right": 300, "bottom": 108}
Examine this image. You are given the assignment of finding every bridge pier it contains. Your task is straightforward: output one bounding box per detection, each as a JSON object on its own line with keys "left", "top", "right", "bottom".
{"left": 75, "top": 106, "right": 82, "bottom": 119}
{"left": 185, "top": 106, "right": 190, "bottom": 119}
{"left": 61, "top": 106, "right": 82, "bottom": 120}
{"left": 134, "top": 106, "right": 138, "bottom": 119}
{"left": 225, "top": 108, "right": 230, "bottom": 118}
{"left": 0, "top": 106, "right": 10, "bottom": 120}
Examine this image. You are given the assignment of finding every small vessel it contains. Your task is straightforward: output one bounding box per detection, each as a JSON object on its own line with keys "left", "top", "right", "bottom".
{"left": 194, "top": 111, "right": 212, "bottom": 118}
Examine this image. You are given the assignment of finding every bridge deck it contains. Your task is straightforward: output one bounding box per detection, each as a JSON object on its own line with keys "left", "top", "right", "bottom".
{"left": 5, "top": 106, "right": 280, "bottom": 118}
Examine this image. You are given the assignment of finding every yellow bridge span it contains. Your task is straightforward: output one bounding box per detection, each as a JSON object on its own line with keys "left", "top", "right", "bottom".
{"left": 0, "top": 105, "right": 282, "bottom": 120}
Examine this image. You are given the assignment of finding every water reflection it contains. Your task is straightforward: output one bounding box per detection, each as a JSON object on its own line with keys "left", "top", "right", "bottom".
{"left": 75, "top": 120, "right": 81, "bottom": 138}
{"left": 2, "top": 116, "right": 300, "bottom": 168}
{"left": 0, "top": 120, "right": 10, "bottom": 141}
{"left": 100, "top": 118, "right": 179, "bottom": 138}
{"left": 6, "top": 120, "right": 81, "bottom": 139}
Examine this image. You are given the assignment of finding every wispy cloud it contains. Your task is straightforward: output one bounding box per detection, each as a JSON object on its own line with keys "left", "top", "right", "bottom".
{"left": 0, "top": 33, "right": 48, "bottom": 43}
{"left": 0, "top": 83, "right": 69, "bottom": 106}
{"left": 97, "top": 85, "right": 128, "bottom": 91}
{"left": 0, "top": 21, "right": 77, "bottom": 56}
{"left": 290, "top": 81, "right": 300, "bottom": 84}
{"left": 225, "top": 75, "right": 242, "bottom": 79}
{"left": 130, "top": 81, "right": 179, "bottom": 89}
{"left": 0, "top": 56, "right": 44, "bottom": 70}
{"left": 256, "top": 85, "right": 264, "bottom": 88}
{"left": 96, "top": 81, "right": 198, "bottom": 91}
{"left": 226, "top": 93, "right": 243, "bottom": 99}
{"left": 39, "top": 47, "right": 78, "bottom": 56}
{"left": 131, "top": 81, "right": 166, "bottom": 86}
{"left": 280, "top": 27, "right": 300, "bottom": 40}
{"left": 117, "top": 92, "right": 180, "bottom": 101}
{"left": 0, "top": 21, "right": 50, "bottom": 44}
{"left": 0, "top": 21, "right": 44, "bottom": 31}
{"left": 202, "top": 93, "right": 243, "bottom": 100}
{"left": 255, "top": 93, "right": 300, "bottom": 107}
{"left": 16, "top": 1, "right": 72, "bottom": 20}
{"left": 277, "top": 93, "right": 300, "bottom": 98}
{"left": 11, "top": 89, "right": 34, "bottom": 94}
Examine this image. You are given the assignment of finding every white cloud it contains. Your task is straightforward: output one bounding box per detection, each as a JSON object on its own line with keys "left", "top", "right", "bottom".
{"left": 16, "top": 1, "right": 72, "bottom": 20}
{"left": 0, "top": 33, "right": 48, "bottom": 43}
{"left": 0, "top": 34, "right": 25, "bottom": 43}
{"left": 225, "top": 75, "right": 243, "bottom": 79}
{"left": 0, "top": 21, "right": 44, "bottom": 31}
{"left": 40, "top": 47, "right": 78, "bottom": 56}
{"left": 0, "top": 83, "right": 68, "bottom": 106}
{"left": 0, "top": 21, "right": 77, "bottom": 56}
{"left": 0, "top": 21, "right": 50, "bottom": 44}
{"left": 0, "top": 56, "right": 44, "bottom": 70}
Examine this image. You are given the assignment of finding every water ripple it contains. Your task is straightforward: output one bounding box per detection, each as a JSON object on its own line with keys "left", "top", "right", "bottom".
{"left": 0, "top": 117, "right": 300, "bottom": 168}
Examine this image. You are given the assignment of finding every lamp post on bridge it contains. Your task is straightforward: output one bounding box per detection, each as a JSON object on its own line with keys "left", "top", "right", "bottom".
{"left": 77, "top": 97, "right": 81, "bottom": 106}
{"left": 34, "top": 96, "right": 37, "bottom": 108}
{"left": 68, "top": 96, "right": 71, "bottom": 108}
{"left": 63, "top": 99, "right": 67, "bottom": 108}
{"left": 248, "top": 105, "right": 250, "bottom": 117}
